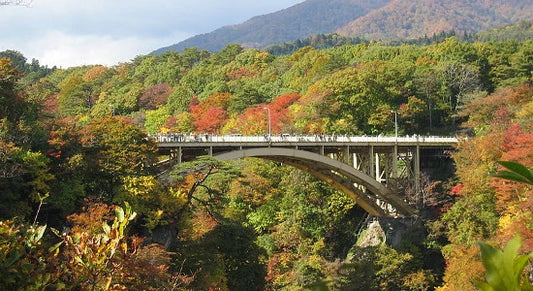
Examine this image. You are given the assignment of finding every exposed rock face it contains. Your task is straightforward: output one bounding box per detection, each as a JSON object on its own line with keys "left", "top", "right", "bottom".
{"left": 357, "top": 220, "right": 386, "bottom": 247}
{"left": 357, "top": 217, "right": 416, "bottom": 248}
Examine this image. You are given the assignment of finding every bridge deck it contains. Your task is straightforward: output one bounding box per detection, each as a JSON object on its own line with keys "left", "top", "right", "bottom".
{"left": 152, "top": 134, "right": 458, "bottom": 217}
{"left": 154, "top": 134, "right": 458, "bottom": 148}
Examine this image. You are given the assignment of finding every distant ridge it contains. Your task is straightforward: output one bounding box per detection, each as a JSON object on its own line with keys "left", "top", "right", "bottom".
{"left": 337, "top": 0, "right": 533, "bottom": 40}
{"left": 154, "top": 0, "right": 533, "bottom": 54}
{"left": 153, "top": 0, "right": 391, "bottom": 54}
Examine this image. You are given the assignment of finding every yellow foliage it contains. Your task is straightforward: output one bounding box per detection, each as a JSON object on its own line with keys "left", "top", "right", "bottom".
{"left": 516, "top": 100, "right": 533, "bottom": 127}
{"left": 168, "top": 187, "right": 188, "bottom": 209}
{"left": 122, "top": 176, "right": 157, "bottom": 197}
{"left": 498, "top": 213, "right": 513, "bottom": 230}
{"left": 439, "top": 244, "right": 483, "bottom": 290}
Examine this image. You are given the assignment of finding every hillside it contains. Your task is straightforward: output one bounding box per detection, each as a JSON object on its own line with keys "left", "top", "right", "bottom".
{"left": 153, "top": 0, "right": 391, "bottom": 54}
{"left": 1, "top": 33, "right": 533, "bottom": 289}
{"left": 155, "top": 0, "right": 533, "bottom": 53}
{"left": 337, "top": 0, "right": 533, "bottom": 40}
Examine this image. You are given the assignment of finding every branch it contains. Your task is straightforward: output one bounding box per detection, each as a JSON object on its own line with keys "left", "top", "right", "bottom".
{"left": 0, "top": 0, "right": 32, "bottom": 6}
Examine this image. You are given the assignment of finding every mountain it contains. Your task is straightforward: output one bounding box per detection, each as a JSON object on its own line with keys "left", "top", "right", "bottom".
{"left": 154, "top": 0, "right": 533, "bottom": 54}
{"left": 153, "top": 0, "right": 391, "bottom": 54}
{"left": 337, "top": 0, "right": 533, "bottom": 40}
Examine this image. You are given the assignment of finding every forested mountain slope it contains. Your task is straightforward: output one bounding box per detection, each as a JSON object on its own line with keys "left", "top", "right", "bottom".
{"left": 154, "top": 0, "right": 391, "bottom": 54}
{"left": 337, "top": 0, "right": 533, "bottom": 40}
{"left": 155, "top": 0, "right": 533, "bottom": 54}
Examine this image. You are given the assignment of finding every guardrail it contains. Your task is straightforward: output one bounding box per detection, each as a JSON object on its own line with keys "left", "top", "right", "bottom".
{"left": 150, "top": 133, "right": 459, "bottom": 144}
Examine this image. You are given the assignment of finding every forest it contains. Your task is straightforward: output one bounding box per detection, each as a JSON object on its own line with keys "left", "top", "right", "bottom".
{"left": 0, "top": 36, "right": 532, "bottom": 290}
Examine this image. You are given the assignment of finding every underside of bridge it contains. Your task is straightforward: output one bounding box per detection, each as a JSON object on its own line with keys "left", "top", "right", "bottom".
{"left": 214, "top": 148, "right": 418, "bottom": 218}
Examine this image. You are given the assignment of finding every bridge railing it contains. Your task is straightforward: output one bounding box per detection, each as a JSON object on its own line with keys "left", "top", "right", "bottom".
{"left": 150, "top": 133, "right": 458, "bottom": 144}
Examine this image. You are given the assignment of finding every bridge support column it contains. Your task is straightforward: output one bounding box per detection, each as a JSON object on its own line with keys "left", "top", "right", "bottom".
{"left": 392, "top": 145, "right": 398, "bottom": 179}
{"left": 414, "top": 145, "right": 420, "bottom": 191}
{"left": 375, "top": 153, "right": 381, "bottom": 182}
{"left": 344, "top": 146, "right": 350, "bottom": 165}
{"left": 369, "top": 146, "right": 375, "bottom": 178}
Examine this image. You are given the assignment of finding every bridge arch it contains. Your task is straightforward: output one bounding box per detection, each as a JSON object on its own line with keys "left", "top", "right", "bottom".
{"left": 214, "top": 147, "right": 417, "bottom": 217}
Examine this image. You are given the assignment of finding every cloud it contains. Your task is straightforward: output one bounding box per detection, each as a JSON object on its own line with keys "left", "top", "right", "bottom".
{"left": 0, "top": 0, "right": 305, "bottom": 67}
{"left": 21, "top": 31, "right": 190, "bottom": 68}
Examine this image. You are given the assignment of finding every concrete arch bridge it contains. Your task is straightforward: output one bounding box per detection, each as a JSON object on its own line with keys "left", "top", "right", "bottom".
{"left": 154, "top": 134, "right": 458, "bottom": 218}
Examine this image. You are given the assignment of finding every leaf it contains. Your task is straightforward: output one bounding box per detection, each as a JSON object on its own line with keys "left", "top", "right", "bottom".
{"left": 34, "top": 225, "right": 47, "bottom": 242}
{"left": 494, "top": 161, "right": 533, "bottom": 185}
{"left": 102, "top": 222, "right": 111, "bottom": 235}
{"left": 48, "top": 241, "right": 63, "bottom": 252}
{"left": 477, "top": 236, "right": 532, "bottom": 290}
{"left": 115, "top": 206, "right": 125, "bottom": 222}
{"left": 473, "top": 281, "right": 495, "bottom": 291}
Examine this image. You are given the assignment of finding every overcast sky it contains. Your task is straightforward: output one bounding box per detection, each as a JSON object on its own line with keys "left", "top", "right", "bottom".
{"left": 0, "top": 0, "right": 304, "bottom": 68}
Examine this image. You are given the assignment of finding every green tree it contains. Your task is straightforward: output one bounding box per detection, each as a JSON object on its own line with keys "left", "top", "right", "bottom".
{"left": 79, "top": 117, "right": 157, "bottom": 200}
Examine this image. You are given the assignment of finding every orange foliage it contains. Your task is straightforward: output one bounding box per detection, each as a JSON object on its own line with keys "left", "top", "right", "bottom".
{"left": 461, "top": 84, "right": 533, "bottom": 132}
{"left": 83, "top": 65, "right": 107, "bottom": 82}
{"left": 439, "top": 244, "right": 484, "bottom": 291}
{"left": 227, "top": 66, "right": 256, "bottom": 80}
{"left": 230, "top": 93, "right": 301, "bottom": 134}
{"left": 67, "top": 200, "right": 113, "bottom": 235}
{"left": 179, "top": 209, "right": 218, "bottom": 241}
{"left": 190, "top": 93, "right": 231, "bottom": 133}
{"left": 491, "top": 124, "right": 533, "bottom": 250}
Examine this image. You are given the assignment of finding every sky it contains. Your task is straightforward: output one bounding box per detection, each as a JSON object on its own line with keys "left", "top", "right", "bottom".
{"left": 0, "top": 0, "right": 304, "bottom": 68}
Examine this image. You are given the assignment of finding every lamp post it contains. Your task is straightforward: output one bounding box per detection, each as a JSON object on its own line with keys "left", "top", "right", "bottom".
{"left": 109, "top": 104, "right": 115, "bottom": 116}
{"left": 391, "top": 110, "right": 398, "bottom": 138}
{"left": 263, "top": 106, "right": 271, "bottom": 137}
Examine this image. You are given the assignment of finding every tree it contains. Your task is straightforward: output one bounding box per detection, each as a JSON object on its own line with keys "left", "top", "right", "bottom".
{"left": 138, "top": 83, "right": 172, "bottom": 110}
{"left": 0, "top": 58, "right": 23, "bottom": 122}
{"left": 79, "top": 117, "right": 158, "bottom": 200}
{"left": 56, "top": 74, "right": 90, "bottom": 117}
{"left": 189, "top": 93, "right": 231, "bottom": 133}
{"left": 169, "top": 156, "right": 240, "bottom": 217}
{"left": 0, "top": 0, "right": 31, "bottom": 6}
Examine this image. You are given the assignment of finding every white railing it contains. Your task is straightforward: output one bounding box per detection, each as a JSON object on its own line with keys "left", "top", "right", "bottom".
{"left": 151, "top": 133, "right": 458, "bottom": 145}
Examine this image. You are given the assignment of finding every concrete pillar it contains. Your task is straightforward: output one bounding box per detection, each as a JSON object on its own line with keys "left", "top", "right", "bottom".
{"left": 369, "top": 146, "right": 375, "bottom": 178}
{"left": 392, "top": 145, "right": 398, "bottom": 179}
{"left": 344, "top": 146, "right": 350, "bottom": 165}
{"left": 414, "top": 145, "right": 420, "bottom": 191}
{"left": 375, "top": 153, "right": 381, "bottom": 182}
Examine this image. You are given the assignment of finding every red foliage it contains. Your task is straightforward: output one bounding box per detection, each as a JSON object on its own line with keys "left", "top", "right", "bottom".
{"left": 43, "top": 94, "right": 59, "bottom": 115}
{"left": 450, "top": 183, "right": 463, "bottom": 196}
{"left": 491, "top": 123, "right": 533, "bottom": 249}
{"left": 192, "top": 107, "right": 227, "bottom": 133}
{"left": 492, "top": 124, "right": 533, "bottom": 209}
{"left": 189, "top": 93, "right": 231, "bottom": 133}
{"left": 232, "top": 93, "right": 301, "bottom": 134}
{"left": 138, "top": 83, "right": 172, "bottom": 110}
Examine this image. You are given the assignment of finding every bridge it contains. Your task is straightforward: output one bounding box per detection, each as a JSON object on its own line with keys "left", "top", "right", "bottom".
{"left": 153, "top": 134, "right": 458, "bottom": 218}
